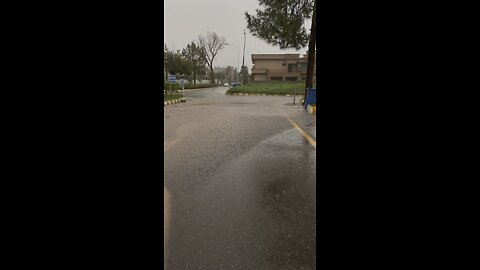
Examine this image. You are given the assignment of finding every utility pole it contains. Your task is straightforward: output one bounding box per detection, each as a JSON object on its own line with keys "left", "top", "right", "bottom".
{"left": 304, "top": 0, "right": 316, "bottom": 99}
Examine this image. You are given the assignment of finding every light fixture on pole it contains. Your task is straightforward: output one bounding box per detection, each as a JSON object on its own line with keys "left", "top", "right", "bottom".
{"left": 225, "top": 43, "right": 239, "bottom": 82}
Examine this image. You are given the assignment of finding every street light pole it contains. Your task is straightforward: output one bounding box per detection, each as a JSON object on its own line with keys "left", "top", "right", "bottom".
{"left": 241, "top": 30, "right": 247, "bottom": 84}
{"left": 225, "top": 43, "right": 239, "bottom": 82}
{"left": 242, "top": 30, "right": 246, "bottom": 69}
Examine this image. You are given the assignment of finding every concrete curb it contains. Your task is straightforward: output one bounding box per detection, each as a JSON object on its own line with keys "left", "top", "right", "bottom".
{"left": 165, "top": 86, "right": 220, "bottom": 93}
{"left": 164, "top": 97, "right": 186, "bottom": 106}
{"left": 225, "top": 92, "right": 305, "bottom": 97}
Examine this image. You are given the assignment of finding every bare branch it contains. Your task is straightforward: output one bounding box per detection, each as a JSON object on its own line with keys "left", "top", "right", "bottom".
{"left": 198, "top": 31, "right": 226, "bottom": 83}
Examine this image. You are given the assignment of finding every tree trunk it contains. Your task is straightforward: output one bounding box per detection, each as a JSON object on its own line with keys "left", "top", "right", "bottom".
{"left": 193, "top": 63, "right": 196, "bottom": 85}
{"left": 210, "top": 69, "right": 215, "bottom": 84}
{"left": 304, "top": 0, "right": 316, "bottom": 98}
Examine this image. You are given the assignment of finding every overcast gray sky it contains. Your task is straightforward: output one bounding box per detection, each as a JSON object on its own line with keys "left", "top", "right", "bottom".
{"left": 164, "top": 0, "right": 311, "bottom": 71}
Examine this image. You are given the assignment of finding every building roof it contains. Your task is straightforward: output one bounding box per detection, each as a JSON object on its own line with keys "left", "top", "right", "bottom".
{"left": 251, "top": 51, "right": 316, "bottom": 61}
{"left": 251, "top": 54, "right": 300, "bottom": 60}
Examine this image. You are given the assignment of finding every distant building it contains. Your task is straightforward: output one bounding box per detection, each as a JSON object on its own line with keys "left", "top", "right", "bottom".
{"left": 250, "top": 52, "right": 316, "bottom": 82}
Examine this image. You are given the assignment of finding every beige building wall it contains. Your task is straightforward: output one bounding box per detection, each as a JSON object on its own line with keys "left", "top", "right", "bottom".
{"left": 251, "top": 53, "right": 315, "bottom": 82}
{"left": 255, "top": 60, "right": 284, "bottom": 70}
{"left": 253, "top": 74, "right": 268, "bottom": 81}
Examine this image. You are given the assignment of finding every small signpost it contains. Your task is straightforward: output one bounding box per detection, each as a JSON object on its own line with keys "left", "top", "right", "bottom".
{"left": 168, "top": 74, "right": 176, "bottom": 93}
{"left": 180, "top": 79, "right": 186, "bottom": 99}
{"left": 169, "top": 74, "right": 176, "bottom": 84}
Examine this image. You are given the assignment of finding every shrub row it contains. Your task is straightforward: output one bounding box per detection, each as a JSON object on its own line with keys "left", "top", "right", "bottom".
{"left": 163, "top": 83, "right": 219, "bottom": 91}
{"left": 226, "top": 82, "right": 305, "bottom": 95}
{"left": 164, "top": 94, "right": 183, "bottom": 101}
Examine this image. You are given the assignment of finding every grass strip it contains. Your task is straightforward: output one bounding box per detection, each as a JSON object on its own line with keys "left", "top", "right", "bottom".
{"left": 164, "top": 94, "right": 183, "bottom": 101}
{"left": 226, "top": 82, "right": 307, "bottom": 95}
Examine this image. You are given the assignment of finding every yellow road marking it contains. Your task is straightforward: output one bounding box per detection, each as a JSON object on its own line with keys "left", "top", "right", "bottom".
{"left": 164, "top": 139, "right": 177, "bottom": 152}
{"left": 287, "top": 117, "right": 316, "bottom": 149}
{"left": 164, "top": 186, "right": 170, "bottom": 268}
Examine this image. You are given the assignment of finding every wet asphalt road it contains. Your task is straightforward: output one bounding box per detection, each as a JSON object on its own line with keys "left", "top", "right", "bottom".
{"left": 164, "top": 87, "right": 316, "bottom": 269}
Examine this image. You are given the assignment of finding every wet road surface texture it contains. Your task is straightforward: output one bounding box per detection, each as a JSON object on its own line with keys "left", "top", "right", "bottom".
{"left": 164, "top": 87, "right": 316, "bottom": 269}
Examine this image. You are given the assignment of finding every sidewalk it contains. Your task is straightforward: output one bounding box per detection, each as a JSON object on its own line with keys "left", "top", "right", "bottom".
{"left": 286, "top": 104, "right": 316, "bottom": 141}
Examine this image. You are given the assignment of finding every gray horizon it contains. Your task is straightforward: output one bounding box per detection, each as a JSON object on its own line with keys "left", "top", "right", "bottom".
{"left": 164, "top": 0, "right": 312, "bottom": 71}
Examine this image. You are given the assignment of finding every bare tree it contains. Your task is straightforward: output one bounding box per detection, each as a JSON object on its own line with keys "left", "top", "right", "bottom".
{"left": 199, "top": 32, "right": 226, "bottom": 84}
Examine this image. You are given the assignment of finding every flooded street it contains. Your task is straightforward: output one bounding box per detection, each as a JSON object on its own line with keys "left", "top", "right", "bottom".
{"left": 164, "top": 87, "right": 316, "bottom": 269}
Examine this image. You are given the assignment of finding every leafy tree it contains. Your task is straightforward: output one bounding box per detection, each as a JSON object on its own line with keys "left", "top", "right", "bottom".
{"left": 215, "top": 67, "right": 235, "bottom": 83}
{"left": 164, "top": 46, "right": 191, "bottom": 76}
{"left": 164, "top": 45, "right": 176, "bottom": 74}
{"left": 245, "top": 0, "right": 316, "bottom": 95}
{"left": 182, "top": 42, "right": 206, "bottom": 85}
{"left": 217, "top": 74, "right": 225, "bottom": 83}
{"left": 176, "top": 51, "right": 192, "bottom": 76}
{"left": 240, "top": 66, "right": 249, "bottom": 84}
{"left": 225, "top": 66, "right": 235, "bottom": 83}
{"left": 199, "top": 32, "right": 226, "bottom": 84}
{"left": 232, "top": 67, "right": 239, "bottom": 82}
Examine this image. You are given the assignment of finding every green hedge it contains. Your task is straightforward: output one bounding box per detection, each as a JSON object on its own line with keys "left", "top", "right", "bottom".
{"left": 164, "top": 94, "right": 183, "bottom": 101}
{"left": 184, "top": 83, "right": 219, "bottom": 89}
{"left": 164, "top": 83, "right": 181, "bottom": 90}
{"left": 163, "top": 83, "right": 219, "bottom": 92}
{"left": 226, "top": 82, "right": 305, "bottom": 95}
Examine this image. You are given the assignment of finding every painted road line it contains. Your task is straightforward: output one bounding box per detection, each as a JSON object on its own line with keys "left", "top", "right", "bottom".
{"left": 164, "top": 186, "right": 170, "bottom": 268}
{"left": 287, "top": 117, "right": 316, "bottom": 149}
